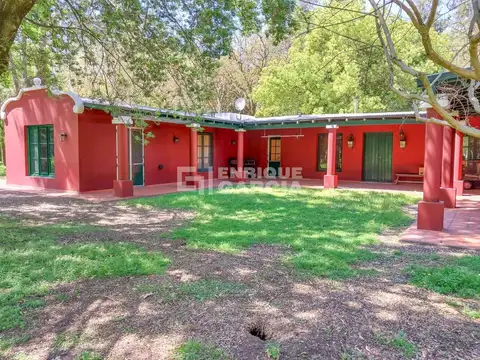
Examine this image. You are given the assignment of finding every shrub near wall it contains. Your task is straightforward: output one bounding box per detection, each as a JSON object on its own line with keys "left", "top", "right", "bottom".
{"left": 0, "top": 163, "right": 6, "bottom": 177}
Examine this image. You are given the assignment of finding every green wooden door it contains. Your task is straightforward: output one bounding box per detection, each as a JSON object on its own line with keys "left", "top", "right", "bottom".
{"left": 268, "top": 138, "right": 281, "bottom": 177}
{"left": 363, "top": 133, "right": 393, "bottom": 182}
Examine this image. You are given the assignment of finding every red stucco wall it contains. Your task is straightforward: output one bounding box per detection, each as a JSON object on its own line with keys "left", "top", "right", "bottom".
{"left": 245, "top": 123, "right": 426, "bottom": 181}
{"left": 144, "top": 122, "right": 190, "bottom": 185}
{"left": 212, "top": 127, "right": 237, "bottom": 176}
{"left": 468, "top": 116, "right": 480, "bottom": 128}
{"left": 144, "top": 124, "right": 237, "bottom": 184}
{"left": 3, "top": 89, "right": 428, "bottom": 191}
{"left": 78, "top": 110, "right": 117, "bottom": 192}
{"left": 4, "top": 90, "right": 81, "bottom": 191}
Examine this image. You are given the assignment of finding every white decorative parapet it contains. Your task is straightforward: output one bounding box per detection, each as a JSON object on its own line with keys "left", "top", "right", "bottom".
{"left": 51, "top": 89, "right": 85, "bottom": 115}
{"left": 0, "top": 79, "right": 85, "bottom": 120}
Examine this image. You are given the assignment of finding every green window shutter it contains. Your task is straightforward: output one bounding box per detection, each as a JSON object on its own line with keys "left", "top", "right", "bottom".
{"left": 27, "top": 125, "right": 54, "bottom": 177}
{"left": 48, "top": 126, "right": 55, "bottom": 175}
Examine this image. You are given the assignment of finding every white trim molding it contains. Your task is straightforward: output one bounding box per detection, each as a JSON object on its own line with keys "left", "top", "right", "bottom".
{"left": 51, "top": 90, "right": 85, "bottom": 114}
{"left": 1, "top": 86, "right": 85, "bottom": 120}
{"left": 1, "top": 86, "right": 46, "bottom": 120}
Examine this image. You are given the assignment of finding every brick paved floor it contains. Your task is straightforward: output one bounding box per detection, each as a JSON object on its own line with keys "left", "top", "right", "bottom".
{"left": 401, "top": 195, "right": 480, "bottom": 250}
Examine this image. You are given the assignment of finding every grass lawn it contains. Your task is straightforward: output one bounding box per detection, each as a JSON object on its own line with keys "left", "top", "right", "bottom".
{"left": 174, "top": 340, "right": 231, "bottom": 360}
{"left": 1, "top": 186, "right": 479, "bottom": 359}
{"left": 0, "top": 217, "right": 169, "bottom": 331}
{"left": 406, "top": 255, "right": 480, "bottom": 298}
{"left": 128, "top": 186, "right": 419, "bottom": 278}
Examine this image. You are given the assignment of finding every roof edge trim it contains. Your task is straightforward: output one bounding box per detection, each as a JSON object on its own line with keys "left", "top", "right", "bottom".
{"left": 1, "top": 86, "right": 47, "bottom": 120}
{"left": 1, "top": 87, "right": 85, "bottom": 120}
{"left": 51, "top": 90, "right": 85, "bottom": 115}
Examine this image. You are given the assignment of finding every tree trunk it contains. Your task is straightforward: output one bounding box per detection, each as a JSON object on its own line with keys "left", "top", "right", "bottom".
{"left": 0, "top": 0, "right": 37, "bottom": 78}
{"left": 9, "top": 52, "right": 20, "bottom": 92}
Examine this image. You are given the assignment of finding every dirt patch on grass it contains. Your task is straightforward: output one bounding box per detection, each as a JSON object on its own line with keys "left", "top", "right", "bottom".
{"left": 6, "top": 244, "right": 479, "bottom": 360}
{"left": 0, "top": 190, "right": 193, "bottom": 251}
{"left": 1, "top": 189, "right": 479, "bottom": 360}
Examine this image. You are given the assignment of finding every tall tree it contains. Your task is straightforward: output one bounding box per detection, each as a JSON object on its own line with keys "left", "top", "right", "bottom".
{"left": 211, "top": 34, "right": 290, "bottom": 115}
{"left": 252, "top": 1, "right": 448, "bottom": 116}
{"left": 365, "top": 0, "right": 480, "bottom": 137}
{"left": 0, "top": 0, "right": 37, "bottom": 79}
{"left": 0, "top": 0, "right": 297, "bottom": 99}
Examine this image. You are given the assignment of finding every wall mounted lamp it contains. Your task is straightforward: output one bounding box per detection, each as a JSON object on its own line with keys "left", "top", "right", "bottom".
{"left": 173, "top": 136, "right": 180, "bottom": 144}
{"left": 59, "top": 132, "right": 67, "bottom": 142}
{"left": 399, "top": 130, "right": 406, "bottom": 149}
{"left": 347, "top": 134, "right": 354, "bottom": 148}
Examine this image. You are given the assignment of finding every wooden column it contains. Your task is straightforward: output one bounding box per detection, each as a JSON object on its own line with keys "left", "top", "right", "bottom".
{"left": 453, "top": 130, "right": 464, "bottom": 196}
{"left": 439, "top": 126, "right": 456, "bottom": 208}
{"left": 235, "top": 129, "right": 246, "bottom": 181}
{"left": 324, "top": 125, "right": 338, "bottom": 189}
{"left": 113, "top": 124, "right": 133, "bottom": 197}
{"left": 417, "top": 121, "right": 445, "bottom": 230}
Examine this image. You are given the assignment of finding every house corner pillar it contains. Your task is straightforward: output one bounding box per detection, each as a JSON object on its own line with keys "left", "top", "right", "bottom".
{"left": 453, "top": 130, "right": 464, "bottom": 196}
{"left": 235, "top": 129, "right": 246, "bottom": 181}
{"left": 417, "top": 121, "right": 444, "bottom": 231}
{"left": 439, "top": 126, "right": 456, "bottom": 208}
{"left": 113, "top": 124, "right": 133, "bottom": 198}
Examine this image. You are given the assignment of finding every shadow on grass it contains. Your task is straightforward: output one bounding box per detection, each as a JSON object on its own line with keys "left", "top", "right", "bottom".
{"left": 0, "top": 217, "right": 169, "bottom": 332}
{"left": 12, "top": 249, "right": 479, "bottom": 360}
{"left": 128, "top": 187, "right": 420, "bottom": 278}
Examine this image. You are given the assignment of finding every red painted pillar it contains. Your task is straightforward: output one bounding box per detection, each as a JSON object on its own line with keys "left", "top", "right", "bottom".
{"left": 236, "top": 129, "right": 246, "bottom": 181}
{"left": 417, "top": 122, "right": 445, "bottom": 230}
{"left": 324, "top": 126, "right": 338, "bottom": 189}
{"left": 453, "top": 130, "right": 464, "bottom": 196}
{"left": 186, "top": 126, "right": 199, "bottom": 186}
{"left": 113, "top": 124, "right": 134, "bottom": 197}
{"left": 439, "top": 126, "right": 456, "bottom": 208}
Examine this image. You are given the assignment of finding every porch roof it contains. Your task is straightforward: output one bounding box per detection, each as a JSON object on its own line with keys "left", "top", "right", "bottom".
{"left": 0, "top": 83, "right": 427, "bottom": 129}
{"left": 83, "top": 98, "right": 425, "bottom": 129}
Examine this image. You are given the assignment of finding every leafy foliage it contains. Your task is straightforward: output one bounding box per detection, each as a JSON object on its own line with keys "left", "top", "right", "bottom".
{"left": 252, "top": 0, "right": 449, "bottom": 116}
{"left": 2, "top": 0, "right": 296, "bottom": 112}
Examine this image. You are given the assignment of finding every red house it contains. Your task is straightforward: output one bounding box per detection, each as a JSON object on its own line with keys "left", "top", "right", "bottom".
{"left": 1, "top": 79, "right": 479, "bottom": 231}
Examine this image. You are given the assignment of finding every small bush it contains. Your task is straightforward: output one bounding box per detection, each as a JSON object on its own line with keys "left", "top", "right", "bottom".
{"left": 462, "top": 306, "right": 480, "bottom": 319}
{"left": 375, "top": 330, "right": 417, "bottom": 359}
{"left": 0, "top": 163, "right": 5, "bottom": 177}
{"left": 266, "top": 341, "right": 281, "bottom": 360}
{"left": 175, "top": 340, "right": 230, "bottom": 360}
{"left": 76, "top": 351, "right": 103, "bottom": 360}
